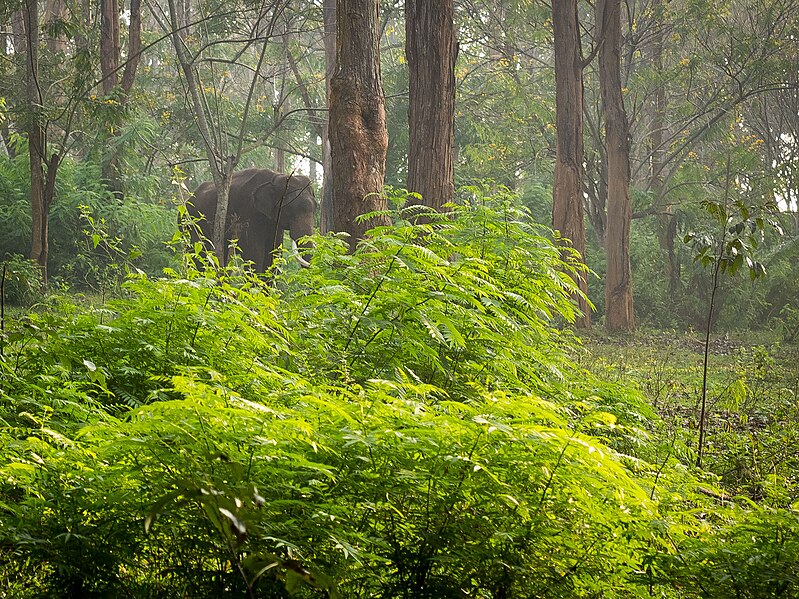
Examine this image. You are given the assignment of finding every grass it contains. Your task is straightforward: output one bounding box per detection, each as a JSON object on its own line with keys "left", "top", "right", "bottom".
{"left": 578, "top": 328, "right": 799, "bottom": 504}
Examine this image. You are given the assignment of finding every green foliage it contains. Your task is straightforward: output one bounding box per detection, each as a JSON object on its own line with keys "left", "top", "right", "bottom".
{"left": 683, "top": 197, "right": 777, "bottom": 281}
{"left": 1, "top": 195, "right": 797, "bottom": 597}
{"left": 0, "top": 254, "right": 43, "bottom": 306}
{"left": 656, "top": 505, "right": 799, "bottom": 598}
{"left": 0, "top": 151, "right": 178, "bottom": 291}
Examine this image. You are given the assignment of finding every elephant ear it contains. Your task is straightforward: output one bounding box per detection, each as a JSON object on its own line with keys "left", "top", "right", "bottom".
{"left": 252, "top": 172, "right": 287, "bottom": 215}
{"left": 271, "top": 174, "right": 290, "bottom": 196}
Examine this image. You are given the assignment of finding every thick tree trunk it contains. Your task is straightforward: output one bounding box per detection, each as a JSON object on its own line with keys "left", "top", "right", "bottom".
{"left": 598, "top": 0, "right": 634, "bottom": 332}
{"left": 405, "top": 0, "right": 455, "bottom": 211}
{"left": 551, "top": 0, "right": 591, "bottom": 328}
{"left": 320, "top": 0, "right": 336, "bottom": 233}
{"left": 329, "top": 0, "right": 390, "bottom": 251}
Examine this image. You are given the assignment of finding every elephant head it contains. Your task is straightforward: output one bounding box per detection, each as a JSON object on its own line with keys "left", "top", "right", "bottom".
{"left": 189, "top": 168, "right": 317, "bottom": 272}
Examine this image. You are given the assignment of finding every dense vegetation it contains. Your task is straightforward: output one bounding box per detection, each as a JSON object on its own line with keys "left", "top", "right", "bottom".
{"left": 2, "top": 195, "right": 798, "bottom": 597}
{"left": 2, "top": 0, "right": 799, "bottom": 595}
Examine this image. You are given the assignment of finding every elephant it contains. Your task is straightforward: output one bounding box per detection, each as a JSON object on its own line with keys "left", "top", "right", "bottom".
{"left": 188, "top": 168, "right": 317, "bottom": 272}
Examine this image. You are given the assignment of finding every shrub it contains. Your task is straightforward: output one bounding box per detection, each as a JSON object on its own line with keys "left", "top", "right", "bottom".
{"left": 1, "top": 192, "right": 793, "bottom": 598}
{"left": 1, "top": 254, "right": 43, "bottom": 306}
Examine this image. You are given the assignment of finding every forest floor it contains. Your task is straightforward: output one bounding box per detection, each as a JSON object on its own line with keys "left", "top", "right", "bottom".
{"left": 578, "top": 328, "right": 799, "bottom": 501}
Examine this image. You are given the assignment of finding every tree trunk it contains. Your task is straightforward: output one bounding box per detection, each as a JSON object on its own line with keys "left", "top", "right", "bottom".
{"left": 100, "top": 0, "right": 142, "bottom": 197}
{"left": 598, "top": 0, "right": 634, "bottom": 332}
{"left": 405, "top": 0, "right": 455, "bottom": 211}
{"left": 0, "top": 17, "right": 13, "bottom": 158}
{"left": 551, "top": 0, "right": 591, "bottom": 328}
{"left": 320, "top": 0, "right": 336, "bottom": 233}
{"left": 100, "top": 0, "right": 121, "bottom": 195}
{"left": 43, "top": 0, "right": 68, "bottom": 54}
{"left": 120, "top": 0, "right": 143, "bottom": 97}
{"left": 100, "top": 0, "right": 120, "bottom": 94}
{"left": 329, "top": 0, "right": 390, "bottom": 251}
{"left": 167, "top": 0, "right": 234, "bottom": 264}
{"left": 23, "top": 0, "right": 48, "bottom": 283}
{"left": 647, "top": 0, "right": 680, "bottom": 293}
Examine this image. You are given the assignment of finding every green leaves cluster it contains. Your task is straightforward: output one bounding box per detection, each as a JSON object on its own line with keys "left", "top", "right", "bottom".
{"left": 684, "top": 198, "right": 780, "bottom": 280}
{"left": 1, "top": 195, "right": 797, "bottom": 597}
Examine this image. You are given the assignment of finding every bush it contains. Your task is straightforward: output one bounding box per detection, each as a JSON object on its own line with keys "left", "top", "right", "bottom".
{"left": 0, "top": 151, "right": 178, "bottom": 292}
{"left": 0, "top": 254, "right": 42, "bottom": 306}
{"left": 1, "top": 193, "right": 794, "bottom": 598}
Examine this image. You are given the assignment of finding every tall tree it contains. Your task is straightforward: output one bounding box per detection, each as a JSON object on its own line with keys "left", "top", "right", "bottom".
{"left": 598, "top": 0, "right": 634, "bottom": 331}
{"left": 100, "top": 0, "right": 121, "bottom": 95}
{"left": 329, "top": 0, "right": 390, "bottom": 250}
{"left": 23, "top": 0, "right": 48, "bottom": 276}
{"left": 22, "top": 0, "right": 61, "bottom": 284}
{"left": 551, "top": 0, "right": 591, "bottom": 328}
{"left": 161, "top": 0, "right": 276, "bottom": 264}
{"left": 165, "top": 0, "right": 232, "bottom": 264}
{"left": 100, "top": 0, "right": 143, "bottom": 195}
{"left": 320, "top": 0, "right": 336, "bottom": 233}
{"left": 405, "top": 0, "right": 456, "bottom": 211}
{"left": 646, "top": 0, "right": 679, "bottom": 293}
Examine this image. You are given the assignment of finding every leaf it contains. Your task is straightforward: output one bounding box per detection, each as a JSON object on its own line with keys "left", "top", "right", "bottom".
{"left": 144, "top": 489, "right": 199, "bottom": 533}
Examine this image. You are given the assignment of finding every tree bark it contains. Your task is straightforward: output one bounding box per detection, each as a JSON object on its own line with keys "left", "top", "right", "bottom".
{"left": 647, "top": 0, "right": 679, "bottom": 293}
{"left": 598, "top": 0, "right": 634, "bottom": 332}
{"left": 320, "top": 0, "right": 336, "bottom": 233}
{"left": 22, "top": 0, "right": 62, "bottom": 286}
{"left": 23, "top": 0, "right": 47, "bottom": 280}
{"left": 100, "top": 0, "right": 120, "bottom": 95}
{"left": 551, "top": 0, "right": 591, "bottom": 328}
{"left": 43, "top": 0, "right": 68, "bottom": 54}
{"left": 120, "top": 0, "right": 143, "bottom": 97}
{"left": 405, "top": 0, "right": 455, "bottom": 211}
{"left": 329, "top": 0, "right": 390, "bottom": 251}
{"left": 100, "top": 0, "right": 141, "bottom": 197}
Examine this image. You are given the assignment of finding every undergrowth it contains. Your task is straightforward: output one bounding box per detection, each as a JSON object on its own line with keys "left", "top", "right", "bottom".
{"left": 1, "top": 192, "right": 797, "bottom": 597}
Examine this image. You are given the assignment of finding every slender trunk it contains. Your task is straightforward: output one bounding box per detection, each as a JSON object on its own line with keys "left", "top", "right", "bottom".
{"left": 43, "top": 0, "right": 68, "bottom": 54}
{"left": 598, "top": 0, "right": 634, "bottom": 332}
{"left": 329, "top": 0, "right": 390, "bottom": 250}
{"left": 100, "top": 0, "right": 121, "bottom": 194}
{"left": 0, "top": 19, "right": 14, "bottom": 158}
{"left": 696, "top": 257, "right": 720, "bottom": 468}
{"left": 120, "top": 0, "right": 143, "bottom": 97}
{"left": 100, "top": 0, "right": 120, "bottom": 94}
{"left": 76, "top": 0, "right": 91, "bottom": 54}
{"left": 647, "top": 0, "right": 679, "bottom": 293}
{"left": 551, "top": 0, "right": 591, "bottom": 328}
{"left": 101, "top": 0, "right": 142, "bottom": 196}
{"left": 405, "top": 0, "right": 455, "bottom": 211}
{"left": 167, "top": 0, "right": 233, "bottom": 263}
{"left": 320, "top": 0, "right": 336, "bottom": 233}
{"left": 696, "top": 157, "right": 732, "bottom": 468}
{"left": 275, "top": 26, "right": 289, "bottom": 172}
{"left": 24, "top": 0, "right": 48, "bottom": 283}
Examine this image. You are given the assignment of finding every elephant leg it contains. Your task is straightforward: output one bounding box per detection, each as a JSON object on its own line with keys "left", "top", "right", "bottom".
{"left": 262, "top": 225, "right": 284, "bottom": 272}
{"left": 239, "top": 218, "right": 269, "bottom": 273}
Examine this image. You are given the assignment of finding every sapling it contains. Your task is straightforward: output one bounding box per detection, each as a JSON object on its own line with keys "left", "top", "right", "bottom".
{"left": 684, "top": 159, "right": 778, "bottom": 468}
